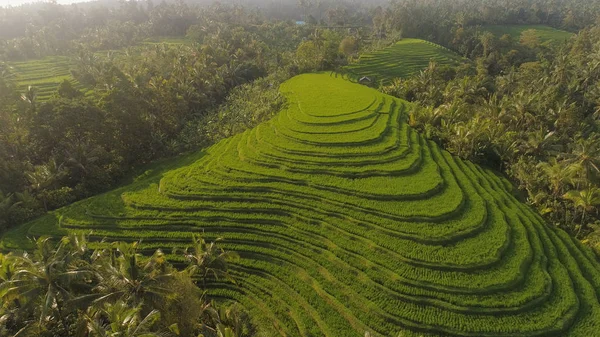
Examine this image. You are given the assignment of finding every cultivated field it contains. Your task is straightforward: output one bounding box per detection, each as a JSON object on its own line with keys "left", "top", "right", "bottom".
{"left": 483, "top": 25, "right": 574, "bottom": 44}
{"left": 7, "top": 37, "right": 191, "bottom": 102}
{"left": 3, "top": 73, "right": 600, "bottom": 336}
{"left": 344, "top": 38, "right": 464, "bottom": 85}
{"left": 8, "top": 56, "right": 86, "bottom": 102}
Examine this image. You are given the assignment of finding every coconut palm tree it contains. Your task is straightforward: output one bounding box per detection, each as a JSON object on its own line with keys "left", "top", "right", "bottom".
{"left": 0, "top": 191, "right": 21, "bottom": 230}
{"left": 63, "top": 140, "right": 102, "bottom": 177}
{"left": 182, "top": 235, "right": 239, "bottom": 287}
{"left": 0, "top": 236, "right": 94, "bottom": 332}
{"left": 20, "top": 86, "right": 36, "bottom": 113}
{"left": 25, "top": 160, "right": 66, "bottom": 210}
{"left": 537, "top": 157, "right": 578, "bottom": 197}
{"left": 199, "top": 301, "right": 253, "bottom": 337}
{"left": 90, "top": 242, "right": 176, "bottom": 311}
{"left": 479, "top": 31, "right": 495, "bottom": 58}
{"left": 563, "top": 185, "right": 600, "bottom": 237}
{"left": 85, "top": 301, "right": 168, "bottom": 337}
{"left": 567, "top": 136, "right": 600, "bottom": 185}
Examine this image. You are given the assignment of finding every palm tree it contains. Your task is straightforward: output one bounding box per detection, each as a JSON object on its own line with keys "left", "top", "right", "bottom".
{"left": 20, "top": 86, "right": 37, "bottom": 114}
{"left": 0, "top": 253, "right": 17, "bottom": 284}
{"left": 199, "top": 301, "right": 252, "bottom": 337}
{"left": 479, "top": 31, "right": 495, "bottom": 58}
{"left": 537, "top": 157, "right": 578, "bottom": 197}
{"left": 567, "top": 136, "right": 600, "bottom": 185}
{"left": 25, "top": 160, "right": 66, "bottom": 210}
{"left": 563, "top": 185, "right": 600, "bottom": 237}
{"left": 0, "top": 236, "right": 93, "bottom": 332}
{"left": 0, "top": 191, "right": 21, "bottom": 229}
{"left": 0, "top": 62, "right": 15, "bottom": 101}
{"left": 63, "top": 140, "right": 102, "bottom": 177}
{"left": 90, "top": 242, "right": 175, "bottom": 311}
{"left": 182, "top": 235, "right": 239, "bottom": 287}
{"left": 85, "top": 301, "right": 167, "bottom": 337}
{"left": 517, "top": 128, "right": 560, "bottom": 158}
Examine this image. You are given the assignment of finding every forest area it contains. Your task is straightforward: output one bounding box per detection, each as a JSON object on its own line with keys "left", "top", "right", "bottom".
{"left": 2, "top": 0, "right": 600, "bottom": 336}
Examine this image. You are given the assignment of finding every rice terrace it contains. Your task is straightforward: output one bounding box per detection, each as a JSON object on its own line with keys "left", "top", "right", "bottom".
{"left": 8, "top": 56, "right": 86, "bottom": 101}
{"left": 1, "top": 0, "right": 600, "bottom": 336}
{"left": 4, "top": 73, "right": 600, "bottom": 336}
{"left": 345, "top": 39, "right": 464, "bottom": 84}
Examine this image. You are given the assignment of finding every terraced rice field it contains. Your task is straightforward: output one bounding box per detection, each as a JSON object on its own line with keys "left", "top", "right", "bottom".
{"left": 7, "top": 37, "right": 190, "bottom": 102}
{"left": 3, "top": 73, "right": 600, "bottom": 336}
{"left": 8, "top": 56, "right": 87, "bottom": 101}
{"left": 344, "top": 38, "right": 464, "bottom": 85}
{"left": 483, "top": 25, "right": 574, "bottom": 45}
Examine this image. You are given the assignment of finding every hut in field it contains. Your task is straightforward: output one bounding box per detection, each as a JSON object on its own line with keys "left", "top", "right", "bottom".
{"left": 359, "top": 76, "right": 372, "bottom": 84}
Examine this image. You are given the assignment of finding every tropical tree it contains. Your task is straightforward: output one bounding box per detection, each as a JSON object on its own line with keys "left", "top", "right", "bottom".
{"left": 563, "top": 185, "right": 600, "bottom": 236}
{"left": 85, "top": 301, "right": 170, "bottom": 337}
{"left": 0, "top": 236, "right": 94, "bottom": 332}
{"left": 25, "top": 160, "right": 66, "bottom": 210}
{"left": 20, "top": 86, "right": 37, "bottom": 113}
{"left": 199, "top": 302, "right": 253, "bottom": 337}
{"left": 567, "top": 136, "right": 600, "bottom": 185}
{"left": 182, "top": 235, "right": 239, "bottom": 287}
{"left": 0, "top": 191, "right": 21, "bottom": 231}
{"left": 89, "top": 242, "right": 176, "bottom": 311}
{"left": 537, "top": 157, "right": 578, "bottom": 197}
{"left": 479, "top": 31, "right": 496, "bottom": 58}
{"left": 519, "top": 29, "right": 541, "bottom": 48}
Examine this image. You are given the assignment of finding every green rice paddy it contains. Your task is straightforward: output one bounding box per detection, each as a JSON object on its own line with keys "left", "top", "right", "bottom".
{"left": 8, "top": 56, "right": 86, "bottom": 102}
{"left": 3, "top": 73, "right": 600, "bottom": 336}
{"left": 7, "top": 37, "right": 191, "bottom": 102}
{"left": 344, "top": 38, "right": 464, "bottom": 85}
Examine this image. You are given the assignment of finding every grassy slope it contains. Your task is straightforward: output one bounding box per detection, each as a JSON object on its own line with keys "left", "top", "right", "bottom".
{"left": 344, "top": 38, "right": 464, "bottom": 85}
{"left": 483, "top": 24, "right": 574, "bottom": 44}
{"left": 3, "top": 73, "right": 600, "bottom": 337}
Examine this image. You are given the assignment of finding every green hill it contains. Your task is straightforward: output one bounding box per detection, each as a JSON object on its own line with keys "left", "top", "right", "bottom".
{"left": 3, "top": 73, "right": 600, "bottom": 336}
{"left": 344, "top": 38, "right": 464, "bottom": 85}
{"left": 483, "top": 25, "right": 574, "bottom": 44}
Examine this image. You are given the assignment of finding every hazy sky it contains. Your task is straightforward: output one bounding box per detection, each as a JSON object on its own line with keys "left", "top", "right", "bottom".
{"left": 0, "top": 0, "right": 89, "bottom": 6}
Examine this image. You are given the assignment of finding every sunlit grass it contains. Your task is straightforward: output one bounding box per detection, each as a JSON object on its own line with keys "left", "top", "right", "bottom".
{"left": 344, "top": 38, "right": 464, "bottom": 85}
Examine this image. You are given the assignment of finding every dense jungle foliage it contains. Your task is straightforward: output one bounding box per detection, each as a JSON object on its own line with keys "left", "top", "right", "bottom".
{"left": 0, "top": 234, "right": 246, "bottom": 336}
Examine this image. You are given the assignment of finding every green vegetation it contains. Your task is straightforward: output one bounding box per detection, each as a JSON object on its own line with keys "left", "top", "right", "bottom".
{"left": 345, "top": 39, "right": 464, "bottom": 84}
{"left": 4, "top": 73, "right": 600, "bottom": 336}
{"left": 2, "top": 0, "right": 600, "bottom": 336}
{"left": 8, "top": 56, "right": 86, "bottom": 101}
{"left": 381, "top": 21, "right": 600, "bottom": 255}
{"left": 7, "top": 38, "right": 194, "bottom": 103}
{"left": 142, "top": 37, "right": 194, "bottom": 45}
{"left": 483, "top": 25, "right": 574, "bottom": 44}
{"left": 0, "top": 5, "right": 344, "bottom": 233}
{"left": 0, "top": 234, "right": 248, "bottom": 337}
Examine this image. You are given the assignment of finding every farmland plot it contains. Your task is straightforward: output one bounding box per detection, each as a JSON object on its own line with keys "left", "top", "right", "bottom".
{"left": 8, "top": 56, "right": 86, "bottom": 101}
{"left": 344, "top": 39, "right": 464, "bottom": 85}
